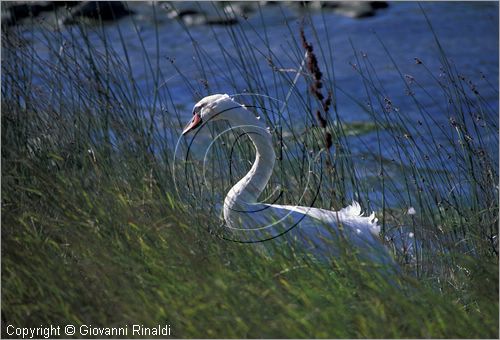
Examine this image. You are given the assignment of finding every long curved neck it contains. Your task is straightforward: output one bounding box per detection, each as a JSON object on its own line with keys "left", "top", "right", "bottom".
{"left": 223, "top": 107, "right": 275, "bottom": 212}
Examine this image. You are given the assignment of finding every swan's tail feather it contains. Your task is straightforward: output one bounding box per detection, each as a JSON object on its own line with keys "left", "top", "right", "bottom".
{"left": 368, "top": 212, "right": 378, "bottom": 225}
{"left": 339, "top": 201, "right": 362, "bottom": 217}
{"left": 339, "top": 201, "right": 380, "bottom": 236}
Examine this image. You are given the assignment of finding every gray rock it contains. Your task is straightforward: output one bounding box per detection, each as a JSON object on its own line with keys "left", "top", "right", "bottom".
{"left": 289, "top": 1, "right": 388, "bottom": 19}
{"left": 160, "top": 1, "right": 238, "bottom": 26}
{"left": 62, "top": 1, "right": 134, "bottom": 25}
{"left": 2, "top": 1, "right": 75, "bottom": 26}
{"left": 329, "top": 1, "right": 376, "bottom": 19}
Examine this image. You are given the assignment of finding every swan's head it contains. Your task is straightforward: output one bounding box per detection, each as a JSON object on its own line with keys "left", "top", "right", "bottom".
{"left": 182, "top": 94, "right": 240, "bottom": 135}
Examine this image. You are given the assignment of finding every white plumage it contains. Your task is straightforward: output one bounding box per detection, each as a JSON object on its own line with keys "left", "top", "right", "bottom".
{"left": 182, "top": 94, "right": 396, "bottom": 267}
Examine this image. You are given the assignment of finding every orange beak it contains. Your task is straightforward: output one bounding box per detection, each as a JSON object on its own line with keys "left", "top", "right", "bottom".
{"left": 182, "top": 113, "right": 202, "bottom": 135}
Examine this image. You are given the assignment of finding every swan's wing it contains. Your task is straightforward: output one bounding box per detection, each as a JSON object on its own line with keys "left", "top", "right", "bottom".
{"left": 261, "top": 202, "right": 396, "bottom": 263}
{"left": 224, "top": 201, "right": 394, "bottom": 265}
{"left": 276, "top": 201, "right": 380, "bottom": 237}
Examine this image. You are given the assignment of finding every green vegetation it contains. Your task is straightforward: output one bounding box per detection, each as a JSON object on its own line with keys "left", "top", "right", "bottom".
{"left": 2, "top": 4, "right": 498, "bottom": 338}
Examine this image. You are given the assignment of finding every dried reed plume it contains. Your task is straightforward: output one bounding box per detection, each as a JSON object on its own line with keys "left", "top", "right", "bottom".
{"left": 300, "top": 26, "right": 333, "bottom": 150}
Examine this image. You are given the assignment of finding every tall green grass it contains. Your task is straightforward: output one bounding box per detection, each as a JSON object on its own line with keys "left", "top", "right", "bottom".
{"left": 2, "top": 3, "right": 498, "bottom": 338}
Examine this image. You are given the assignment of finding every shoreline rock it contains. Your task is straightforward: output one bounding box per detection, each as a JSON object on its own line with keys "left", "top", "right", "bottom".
{"left": 1, "top": 1, "right": 389, "bottom": 28}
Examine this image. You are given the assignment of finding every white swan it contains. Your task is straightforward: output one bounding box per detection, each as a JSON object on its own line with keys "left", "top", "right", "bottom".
{"left": 182, "top": 94, "right": 396, "bottom": 266}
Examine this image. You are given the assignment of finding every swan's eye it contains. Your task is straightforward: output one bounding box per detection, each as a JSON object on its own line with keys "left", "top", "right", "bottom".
{"left": 193, "top": 103, "right": 205, "bottom": 116}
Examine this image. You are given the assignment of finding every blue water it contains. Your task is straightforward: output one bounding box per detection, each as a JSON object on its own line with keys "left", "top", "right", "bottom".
{"left": 71, "top": 1, "right": 497, "bottom": 121}
{"left": 20, "top": 2, "right": 498, "bottom": 127}
{"left": 13, "top": 1, "right": 499, "bottom": 208}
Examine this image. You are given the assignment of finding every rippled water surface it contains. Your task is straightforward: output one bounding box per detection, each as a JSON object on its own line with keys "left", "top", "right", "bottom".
{"left": 115, "top": 2, "right": 499, "bottom": 119}
{"left": 15, "top": 1, "right": 499, "bottom": 206}
{"left": 21, "top": 2, "right": 498, "bottom": 125}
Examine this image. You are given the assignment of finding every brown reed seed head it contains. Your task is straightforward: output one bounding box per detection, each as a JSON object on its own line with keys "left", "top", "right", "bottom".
{"left": 300, "top": 26, "right": 332, "bottom": 150}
